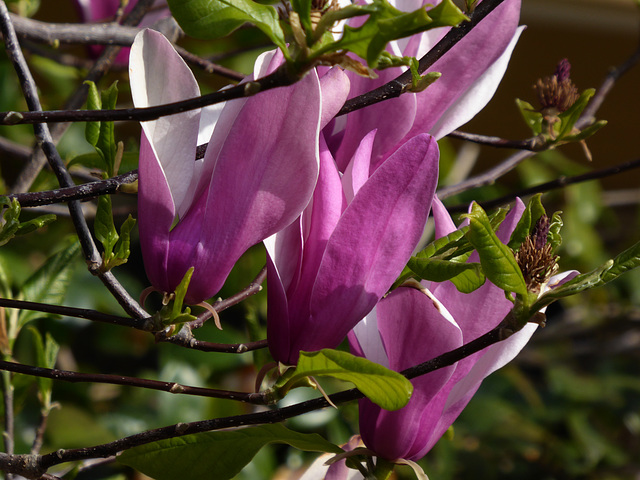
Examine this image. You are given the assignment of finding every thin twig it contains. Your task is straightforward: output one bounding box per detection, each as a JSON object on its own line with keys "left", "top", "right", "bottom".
{"left": 188, "top": 266, "right": 267, "bottom": 330}
{"left": 0, "top": 361, "right": 268, "bottom": 404}
{"left": 0, "top": 3, "right": 148, "bottom": 320}
{"left": 0, "top": 0, "right": 508, "bottom": 127}
{"left": 447, "top": 130, "right": 546, "bottom": 151}
{"left": 445, "top": 157, "right": 640, "bottom": 213}
{"left": 0, "top": 64, "right": 297, "bottom": 125}
{"left": 7, "top": 13, "right": 244, "bottom": 81}
{"left": 6, "top": 170, "right": 138, "bottom": 207}
{"left": 0, "top": 297, "right": 149, "bottom": 330}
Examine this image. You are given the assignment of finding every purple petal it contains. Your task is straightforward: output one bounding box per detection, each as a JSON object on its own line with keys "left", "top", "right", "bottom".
{"left": 183, "top": 68, "right": 323, "bottom": 304}
{"left": 286, "top": 134, "right": 439, "bottom": 359}
{"left": 268, "top": 138, "right": 346, "bottom": 365}
{"left": 357, "top": 287, "right": 462, "bottom": 460}
{"left": 328, "top": 68, "right": 416, "bottom": 172}
{"left": 403, "top": 0, "right": 522, "bottom": 141}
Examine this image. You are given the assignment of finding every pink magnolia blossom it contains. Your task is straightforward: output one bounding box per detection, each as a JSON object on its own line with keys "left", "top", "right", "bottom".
{"left": 324, "top": 0, "right": 524, "bottom": 171}
{"left": 349, "top": 198, "right": 577, "bottom": 461}
{"left": 265, "top": 130, "right": 439, "bottom": 365}
{"left": 130, "top": 30, "right": 340, "bottom": 305}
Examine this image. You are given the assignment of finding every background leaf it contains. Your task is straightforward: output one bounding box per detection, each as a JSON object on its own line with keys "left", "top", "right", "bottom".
{"left": 118, "top": 423, "right": 343, "bottom": 480}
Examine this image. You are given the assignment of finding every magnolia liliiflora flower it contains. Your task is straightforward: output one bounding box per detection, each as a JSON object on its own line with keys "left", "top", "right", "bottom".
{"left": 130, "top": 29, "right": 348, "bottom": 305}
{"left": 324, "top": 0, "right": 524, "bottom": 172}
{"left": 266, "top": 0, "right": 524, "bottom": 365}
{"left": 265, "top": 130, "right": 439, "bottom": 365}
{"left": 346, "top": 198, "right": 578, "bottom": 464}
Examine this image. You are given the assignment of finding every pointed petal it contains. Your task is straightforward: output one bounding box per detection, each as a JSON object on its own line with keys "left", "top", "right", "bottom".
{"left": 269, "top": 139, "right": 345, "bottom": 365}
{"left": 341, "top": 129, "right": 376, "bottom": 203}
{"left": 137, "top": 132, "right": 174, "bottom": 293}
{"left": 432, "top": 194, "right": 457, "bottom": 238}
{"left": 320, "top": 68, "right": 351, "bottom": 129}
{"left": 429, "top": 26, "right": 524, "bottom": 138}
{"left": 184, "top": 68, "right": 323, "bottom": 304}
{"left": 288, "top": 135, "right": 439, "bottom": 357}
{"left": 358, "top": 287, "right": 462, "bottom": 460}
{"left": 405, "top": 0, "right": 522, "bottom": 140}
{"left": 129, "top": 29, "right": 200, "bottom": 216}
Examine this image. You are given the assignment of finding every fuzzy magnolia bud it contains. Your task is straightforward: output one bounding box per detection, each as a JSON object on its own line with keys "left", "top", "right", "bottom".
{"left": 534, "top": 58, "right": 579, "bottom": 115}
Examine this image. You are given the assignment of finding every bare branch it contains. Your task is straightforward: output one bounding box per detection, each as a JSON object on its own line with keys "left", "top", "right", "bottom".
{"left": 0, "top": 360, "right": 268, "bottom": 404}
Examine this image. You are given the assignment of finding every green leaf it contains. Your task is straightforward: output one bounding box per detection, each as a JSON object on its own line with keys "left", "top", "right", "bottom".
{"left": 324, "top": 0, "right": 466, "bottom": 67}
{"left": 118, "top": 423, "right": 343, "bottom": 480}
{"left": 94, "top": 195, "right": 118, "bottom": 264}
{"left": 18, "top": 240, "right": 81, "bottom": 327}
{"left": 532, "top": 240, "right": 640, "bottom": 313}
{"left": 167, "top": 0, "right": 288, "bottom": 56}
{"left": 172, "top": 267, "right": 195, "bottom": 320}
{"left": 507, "top": 194, "right": 545, "bottom": 250}
{"left": 463, "top": 202, "right": 527, "bottom": 296}
{"left": 516, "top": 98, "right": 543, "bottom": 135}
{"left": 28, "top": 327, "right": 59, "bottom": 411}
{"left": 408, "top": 256, "right": 481, "bottom": 283}
{"left": 548, "top": 211, "right": 563, "bottom": 251}
{"left": 98, "top": 82, "right": 119, "bottom": 175}
{"left": 282, "top": 349, "right": 413, "bottom": 411}
{"left": 111, "top": 215, "right": 136, "bottom": 268}
{"left": 0, "top": 197, "right": 21, "bottom": 247}
{"left": 84, "top": 81, "right": 101, "bottom": 147}
{"left": 561, "top": 119, "right": 607, "bottom": 143}
{"left": 557, "top": 88, "right": 595, "bottom": 140}
{"left": 450, "top": 267, "right": 486, "bottom": 293}
{"left": 15, "top": 214, "right": 56, "bottom": 237}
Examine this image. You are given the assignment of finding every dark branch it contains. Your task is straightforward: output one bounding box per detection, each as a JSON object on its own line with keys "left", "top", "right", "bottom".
{"left": 0, "top": 361, "right": 268, "bottom": 404}
{"left": 444, "top": 157, "right": 640, "bottom": 213}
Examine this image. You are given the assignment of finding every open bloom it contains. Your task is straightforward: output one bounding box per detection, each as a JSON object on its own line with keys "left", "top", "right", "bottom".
{"left": 130, "top": 30, "right": 330, "bottom": 305}
{"left": 265, "top": 130, "right": 439, "bottom": 365}
{"left": 324, "top": 0, "right": 524, "bottom": 171}
{"left": 349, "top": 198, "right": 577, "bottom": 461}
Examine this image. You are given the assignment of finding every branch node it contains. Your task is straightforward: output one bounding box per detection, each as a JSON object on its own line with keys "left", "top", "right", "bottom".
{"left": 169, "top": 383, "right": 186, "bottom": 394}
{"left": 2, "top": 111, "right": 23, "bottom": 124}
{"left": 174, "top": 423, "right": 189, "bottom": 435}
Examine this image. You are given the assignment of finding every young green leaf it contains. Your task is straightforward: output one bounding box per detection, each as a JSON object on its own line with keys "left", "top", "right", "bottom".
{"left": 516, "top": 98, "right": 543, "bottom": 135}
{"left": 84, "top": 80, "right": 101, "bottom": 147}
{"left": 28, "top": 327, "right": 59, "bottom": 411}
{"left": 556, "top": 88, "right": 595, "bottom": 140}
{"left": 408, "top": 257, "right": 481, "bottom": 283}
{"left": 322, "top": 0, "right": 466, "bottom": 68}
{"left": 464, "top": 202, "right": 527, "bottom": 296}
{"left": 0, "top": 197, "right": 22, "bottom": 246}
{"left": 95, "top": 195, "right": 118, "bottom": 263}
{"left": 118, "top": 423, "right": 343, "bottom": 480}
{"left": 508, "top": 194, "right": 545, "bottom": 250}
{"left": 450, "top": 267, "right": 486, "bottom": 293}
{"left": 167, "top": 0, "right": 288, "bottom": 56}
{"left": 280, "top": 349, "right": 413, "bottom": 411}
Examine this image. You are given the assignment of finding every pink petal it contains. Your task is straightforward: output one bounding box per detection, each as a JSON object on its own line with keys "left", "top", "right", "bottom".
{"left": 129, "top": 29, "right": 200, "bottom": 217}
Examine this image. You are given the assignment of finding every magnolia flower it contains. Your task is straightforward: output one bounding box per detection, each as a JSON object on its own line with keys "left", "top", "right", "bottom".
{"left": 324, "top": 0, "right": 524, "bottom": 171}
{"left": 130, "top": 29, "right": 337, "bottom": 305}
{"left": 75, "top": 0, "right": 170, "bottom": 63}
{"left": 348, "top": 198, "right": 577, "bottom": 462}
{"left": 265, "top": 130, "right": 439, "bottom": 365}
